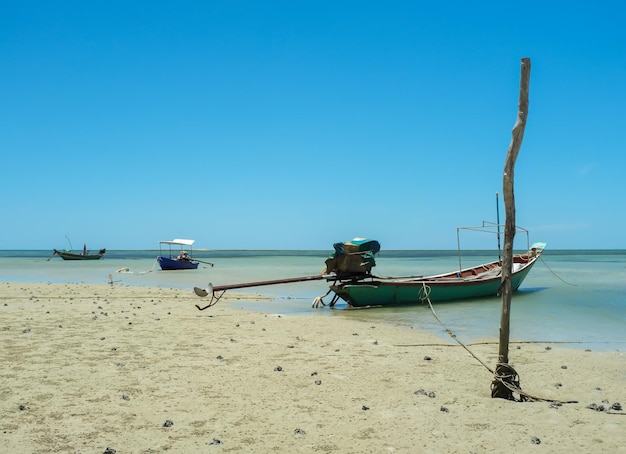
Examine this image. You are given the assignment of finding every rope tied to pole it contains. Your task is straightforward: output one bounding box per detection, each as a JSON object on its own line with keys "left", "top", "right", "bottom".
{"left": 422, "top": 283, "right": 494, "bottom": 374}
{"left": 421, "top": 283, "right": 578, "bottom": 404}
{"left": 491, "top": 362, "right": 527, "bottom": 401}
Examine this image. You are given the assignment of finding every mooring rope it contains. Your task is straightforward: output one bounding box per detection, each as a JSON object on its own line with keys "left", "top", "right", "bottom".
{"left": 114, "top": 260, "right": 158, "bottom": 276}
{"left": 491, "top": 362, "right": 525, "bottom": 400}
{"left": 139, "top": 260, "right": 158, "bottom": 275}
{"left": 420, "top": 283, "right": 495, "bottom": 374}
{"left": 420, "top": 283, "right": 578, "bottom": 404}
{"left": 540, "top": 256, "right": 577, "bottom": 286}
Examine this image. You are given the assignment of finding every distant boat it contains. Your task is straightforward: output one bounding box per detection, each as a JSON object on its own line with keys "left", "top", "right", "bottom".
{"left": 157, "top": 239, "right": 200, "bottom": 270}
{"left": 52, "top": 244, "right": 106, "bottom": 260}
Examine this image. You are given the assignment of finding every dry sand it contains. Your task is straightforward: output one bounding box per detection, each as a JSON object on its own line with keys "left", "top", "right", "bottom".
{"left": 1, "top": 282, "right": 624, "bottom": 453}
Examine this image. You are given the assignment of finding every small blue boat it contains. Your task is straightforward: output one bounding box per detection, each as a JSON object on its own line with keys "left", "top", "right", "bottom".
{"left": 157, "top": 239, "right": 199, "bottom": 270}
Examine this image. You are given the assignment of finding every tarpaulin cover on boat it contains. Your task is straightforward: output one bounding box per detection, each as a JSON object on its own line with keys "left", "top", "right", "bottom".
{"left": 324, "top": 238, "right": 381, "bottom": 276}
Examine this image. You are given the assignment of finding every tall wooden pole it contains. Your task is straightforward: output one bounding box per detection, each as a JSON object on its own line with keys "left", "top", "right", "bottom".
{"left": 496, "top": 192, "right": 501, "bottom": 262}
{"left": 492, "top": 58, "right": 531, "bottom": 400}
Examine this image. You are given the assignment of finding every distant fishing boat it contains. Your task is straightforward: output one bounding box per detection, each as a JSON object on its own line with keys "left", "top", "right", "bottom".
{"left": 52, "top": 243, "right": 106, "bottom": 260}
{"left": 157, "top": 239, "right": 200, "bottom": 270}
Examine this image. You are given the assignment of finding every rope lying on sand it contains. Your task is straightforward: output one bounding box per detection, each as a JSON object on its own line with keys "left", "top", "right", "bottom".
{"left": 419, "top": 283, "right": 578, "bottom": 404}
{"left": 115, "top": 260, "right": 158, "bottom": 276}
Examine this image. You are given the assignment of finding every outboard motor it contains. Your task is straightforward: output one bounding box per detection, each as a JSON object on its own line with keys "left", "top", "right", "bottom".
{"left": 323, "top": 238, "right": 380, "bottom": 278}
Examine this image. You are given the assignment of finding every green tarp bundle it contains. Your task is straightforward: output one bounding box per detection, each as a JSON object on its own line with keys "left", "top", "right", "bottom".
{"left": 324, "top": 238, "right": 381, "bottom": 276}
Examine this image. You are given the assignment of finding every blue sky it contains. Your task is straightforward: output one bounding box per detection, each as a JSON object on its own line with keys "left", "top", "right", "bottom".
{"left": 2, "top": 1, "right": 625, "bottom": 250}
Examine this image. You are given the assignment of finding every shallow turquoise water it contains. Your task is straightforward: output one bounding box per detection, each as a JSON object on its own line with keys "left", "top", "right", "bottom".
{"left": 1, "top": 249, "right": 624, "bottom": 351}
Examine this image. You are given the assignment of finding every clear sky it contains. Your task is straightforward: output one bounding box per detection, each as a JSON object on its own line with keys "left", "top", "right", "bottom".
{"left": 2, "top": 1, "right": 625, "bottom": 250}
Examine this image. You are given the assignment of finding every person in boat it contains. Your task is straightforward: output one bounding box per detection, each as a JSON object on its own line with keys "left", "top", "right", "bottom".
{"left": 178, "top": 250, "right": 190, "bottom": 261}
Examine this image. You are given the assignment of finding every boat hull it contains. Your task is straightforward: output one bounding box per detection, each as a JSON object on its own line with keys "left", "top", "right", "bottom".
{"left": 331, "top": 254, "right": 539, "bottom": 307}
{"left": 157, "top": 256, "right": 199, "bottom": 270}
{"left": 54, "top": 251, "right": 105, "bottom": 260}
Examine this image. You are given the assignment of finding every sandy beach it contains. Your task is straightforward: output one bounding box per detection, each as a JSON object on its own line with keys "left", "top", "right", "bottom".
{"left": 1, "top": 282, "right": 624, "bottom": 453}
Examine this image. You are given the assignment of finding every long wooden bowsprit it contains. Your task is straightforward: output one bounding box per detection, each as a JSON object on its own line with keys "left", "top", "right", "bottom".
{"left": 193, "top": 238, "right": 381, "bottom": 310}
{"left": 193, "top": 274, "right": 335, "bottom": 310}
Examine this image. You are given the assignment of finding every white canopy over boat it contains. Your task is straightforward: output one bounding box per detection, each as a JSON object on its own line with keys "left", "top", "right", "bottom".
{"left": 159, "top": 239, "right": 195, "bottom": 246}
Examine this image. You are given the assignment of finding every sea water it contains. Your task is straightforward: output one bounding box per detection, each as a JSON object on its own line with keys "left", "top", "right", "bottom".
{"left": 0, "top": 249, "right": 624, "bottom": 351}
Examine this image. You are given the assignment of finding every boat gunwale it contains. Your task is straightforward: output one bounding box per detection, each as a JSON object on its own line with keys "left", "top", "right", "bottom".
{"left": 335, "top": 252, "right": 539, "bottom": 288}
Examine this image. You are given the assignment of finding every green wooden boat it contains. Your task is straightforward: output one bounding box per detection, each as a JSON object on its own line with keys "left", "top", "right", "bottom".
{"left": 327, "top": 244, "right": 545, "bottom": 308}
{"left": 192, "top": 233, "right": 545, "bottom": 311}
